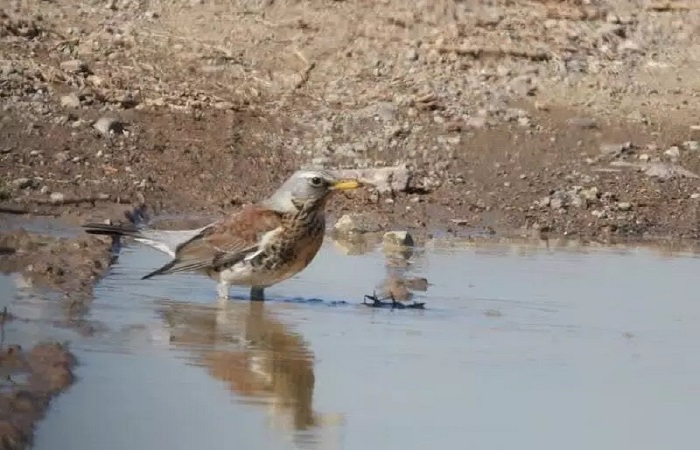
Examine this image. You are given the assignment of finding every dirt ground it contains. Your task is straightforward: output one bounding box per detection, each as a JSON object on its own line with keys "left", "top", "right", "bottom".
{"left": 0, "top": 1, "right": 699, "bottom": 445}
{"left": 0, "top": 0, "right": 698, "bottom": 243}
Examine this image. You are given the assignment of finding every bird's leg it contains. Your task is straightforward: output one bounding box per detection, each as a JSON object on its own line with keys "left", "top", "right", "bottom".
{"left": 250, "top": 286, "right": 265, "bottom": 302}
{"left": 216, "top": 281, "right": 230, "bottom": 302}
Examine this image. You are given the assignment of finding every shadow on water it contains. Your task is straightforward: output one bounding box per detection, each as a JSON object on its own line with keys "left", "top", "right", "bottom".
{"left": 12, "top": 220, "right": 700, "bottom": 450}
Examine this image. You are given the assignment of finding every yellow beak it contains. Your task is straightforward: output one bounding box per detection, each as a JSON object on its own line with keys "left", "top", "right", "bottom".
{"left": 330, "top": 179, "right": 362, "bottom": 191}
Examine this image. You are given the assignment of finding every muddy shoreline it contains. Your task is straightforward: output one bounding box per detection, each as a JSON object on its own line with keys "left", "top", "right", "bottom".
{"left": 0, "top": 214, "right": 115, "bottom": 449}
{"left": 2, "top": 103, "right": 700, "bottom": 243}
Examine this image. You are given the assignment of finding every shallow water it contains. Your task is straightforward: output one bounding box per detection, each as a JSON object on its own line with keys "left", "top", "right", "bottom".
{"left": 0, "top": 214, "right": 78, "bottom": 238}
{"left": 0, "top": 272, "right": 77, "bottom": 348}
{"left": 13, "top": 235, "right": 700, "bottom": 450}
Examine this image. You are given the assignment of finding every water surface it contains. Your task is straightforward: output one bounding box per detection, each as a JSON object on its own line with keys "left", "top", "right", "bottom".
{"left": 24, "top": 236, "right": 700, "bottom": 450}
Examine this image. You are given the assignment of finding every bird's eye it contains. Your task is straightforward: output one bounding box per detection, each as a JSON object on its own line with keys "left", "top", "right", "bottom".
{"left": 310, "top": 176, "right": 324, "bottom": 187}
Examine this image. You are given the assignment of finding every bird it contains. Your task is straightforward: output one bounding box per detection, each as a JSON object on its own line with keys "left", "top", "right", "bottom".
{"left": 81, "top": 169, "right": 362, "bottom": 301}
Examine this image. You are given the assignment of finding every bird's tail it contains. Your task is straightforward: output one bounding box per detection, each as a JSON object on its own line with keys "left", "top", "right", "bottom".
{"left": 82, "top": 221, "right": 210, "bottom": 259}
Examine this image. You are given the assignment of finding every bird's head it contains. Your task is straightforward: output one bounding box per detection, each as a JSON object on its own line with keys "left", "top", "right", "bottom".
{"left": 262, "top": 169, "right": 362, "bottom": 213}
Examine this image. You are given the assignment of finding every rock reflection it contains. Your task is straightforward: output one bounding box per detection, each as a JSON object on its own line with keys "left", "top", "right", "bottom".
{"left": 329, "top": 233, "right": 381, "bottom": 256}
{"left": 156, "top": 300, "right": 343, "bottom": 446}
{"left": 331, "top": 233, "right": 429, "bottom": 303}
{"left": 379, "top": 247, "right": 428, "bottom": 302}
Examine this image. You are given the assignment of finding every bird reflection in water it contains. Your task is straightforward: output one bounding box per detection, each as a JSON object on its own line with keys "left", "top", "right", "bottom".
{"left": 156, "top": 300, "right": 344, "bottom": 448}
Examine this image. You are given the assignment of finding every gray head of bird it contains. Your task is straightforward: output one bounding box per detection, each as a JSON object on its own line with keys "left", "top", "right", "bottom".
{"left": 261, "top": 169, "right": 362, "bottom": 213}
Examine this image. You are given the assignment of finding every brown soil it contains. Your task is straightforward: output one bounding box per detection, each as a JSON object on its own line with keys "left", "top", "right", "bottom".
{"left": 0, "top": 341, "right": 75, "bottom": 450}
{"left": 0, "top": 0, "right": 698, "bottom": 244}
{"left": 0, "top": 0, "right": 699, "bottom": 443}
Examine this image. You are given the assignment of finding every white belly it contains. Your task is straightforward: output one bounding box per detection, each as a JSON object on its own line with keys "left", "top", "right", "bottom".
{"left": 215, "top": 261, "right": 301, "bottom": 288}
{"left": 214, "top": 225, "right": 325, "bottom": 288}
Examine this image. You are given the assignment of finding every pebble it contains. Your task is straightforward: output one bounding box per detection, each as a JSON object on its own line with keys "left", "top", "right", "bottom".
{"left": 60, "top": 93, "right": 81, "bottom": 108}
{"left": 690, "top": 193, "right": 700, "bottom": 200}
{"left": 49, "top": 192, "right": 66, "bottom": 204}
{"left": 477, "top": 13, "right": 502, "bottom": 27}
{"left": 510, "top": 77, "right": 536, "bottom": 97}
{"left": 682, "top": 141, "right": 699, "bottom": 152}
{"left": 446, "top": 134, "right": 461, "bottom": 145}
{"left": 600, "top": 141, "right": 632, "bottom": 156}
{"left": 54, "top": 151, "right": 70, "bottom": 163}
{"left": 597, "top": 24, "right": 625, "bottom": 39}
{"left": 11, "top": 178, "right": 34, "bottom": 189}
{"left": 691, "top": 125, "right": 700, "bottom": 140}
{"left": 664, "top": 146, "right": 680, "bottom": 159}
{"left": 565, "top": 59, "right": 587, "bottom": 74}
{"left": 404, "top": 49, "right": 419, "bottom": 61}
{"left": 550, "top": 196, "right": 565, "bottom": 209}
{"left": 567, "top": 117, "right": 599, "bottom": 129}
{"left": 617, "top": 202, "right": 632, "bottom": 211}
{"left": 465, "top": 116, "right": 487, "bottom": 129}
{"left": 376, "top": 102, "right": 397, "bottom": 122}
{"left": 618, "top": 40, "right": 642, "bottom": 53}
{"left": 87, "top": 75, "right": 104, "bottom": 87}
{"left": 580, "top": 187, "right": 600, "bottom": 201}
{"left": 517, "top": 116, "right": 531, "bottom": 127}
{"left": 330, "top": 165, "right": 410, "bottom": 195}
{"left": 382, "top": 231, "right": 415, "bottom": 249}
{"left": 310, "top": 156, "right": 332, "bottom": 167}
{"left": 606, "top": 13, "right": 621, "bottom": 24}
{"left": 93, "top": 116, "right": 124, "bottom": 135}
{"left": 641, "top": 162, "right": 699, "bottom": 180}
{"left": 333, "top": 214, "right": 382, "bottom": 235}
{"left": 60, "top": 59, "right": 88, "bottom": 74}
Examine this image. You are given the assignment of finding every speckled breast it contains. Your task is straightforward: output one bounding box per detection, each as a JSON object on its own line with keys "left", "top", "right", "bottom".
{"left": 249, "top": 211, "right": 326, "bottom": 280}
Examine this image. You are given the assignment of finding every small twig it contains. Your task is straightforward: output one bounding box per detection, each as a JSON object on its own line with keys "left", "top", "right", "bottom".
{"left": 0, "top": 206, "right": 30, "bottom": 215}
{"left": 646, "top": 2, "right": 691, "bottom": 12}
{"left": 293, "top": 49, "right": 310, "bottom": 66}
{"left": 293, "top": 62, "right": 316, "bottom": 90}
{"left": 433, "top": 45, "right": 550, "bottom": 61}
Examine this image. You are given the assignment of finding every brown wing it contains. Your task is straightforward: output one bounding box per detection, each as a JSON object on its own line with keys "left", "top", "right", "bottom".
{"left": 141, "top": 205, "right": 283, "bottom": 279}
